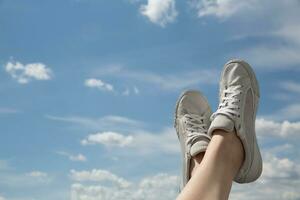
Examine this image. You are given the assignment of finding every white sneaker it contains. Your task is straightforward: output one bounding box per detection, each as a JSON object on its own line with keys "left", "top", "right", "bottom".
{"left": 174, "top": 90, "right": 212, "bottom": 188}
{"left": 208, "top": 59, "right": 262, "bottom": 183}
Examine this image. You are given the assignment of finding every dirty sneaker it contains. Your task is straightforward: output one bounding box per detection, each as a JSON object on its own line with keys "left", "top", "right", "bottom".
{"left": 208, "top": 59, "right": 263, "bottom": 183}
{"left": 174, "top": 90, "right": 212, "bottom": 188}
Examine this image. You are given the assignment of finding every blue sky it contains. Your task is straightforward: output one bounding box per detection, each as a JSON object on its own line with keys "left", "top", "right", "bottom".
{"left": 0, "top": 0, "right": 300, "bottom": 200}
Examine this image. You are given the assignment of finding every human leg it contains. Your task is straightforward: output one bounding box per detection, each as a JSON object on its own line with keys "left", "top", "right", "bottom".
{"left": 176, "top": 130, "right": 244, "bottom": 200}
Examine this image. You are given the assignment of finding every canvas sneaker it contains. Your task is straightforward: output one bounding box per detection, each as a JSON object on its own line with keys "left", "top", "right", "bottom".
{"left": 174, "top": 90, "right": 212, "bottom": 188}
{"left": 208, "top": 59, "right": 262, "bottom": 183}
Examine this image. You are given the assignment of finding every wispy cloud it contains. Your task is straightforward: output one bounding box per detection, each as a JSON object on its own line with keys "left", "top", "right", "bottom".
{"left": 0, "top": 107, "right": 20, "bottom": 114}
{"left": 70, "top": 169, "right": 131, "bottom": 188}
{"left": 84, "top": 78, "right": 114, "bottom": 92}
{"left": 0, "top": 170, "right": 52, "bottom": 188}
{"left": 122, "top": 86, "right": 140, "bottom": 96}
{"left": 238, "top": 45, "right": 300, "bottom": 69}
{"left": 280, "top": 81, "right": 300, "bottom": 94}
{"left": 71, "top": 171, "right": 178, "bottom": 200}
{"left": 0, "top": 160, "right": 10, "bottom": 171}
{"left": 45, "top": 115, "right": 144, "bottom": 132}
{"left": 260, "top": 104, "right": 300, "bottom": 121}
{"left": 95, "top": 65, "right": 218, "bottom": 91}
{"left": 56, "top": 151, "right": 87, "bottom": 162}
{"left": 140, "top": 0, "right": 178, "bottom": 27}
{"left": 26, "top": 171, "right": 48, "bottom": 178}
{"left": 81, "top": 127, "right": 179, "bottom": 155}
{"left": 5, "top": 60, "right": 53, "bottom": 84}
{"left": 81, "top": 132, "right": 133, "bottom": 147}
{"left": 256, "top": 118, "right": 300, "bottom": 137}
{"left": 191, "top": 0, "right": 300, "bottom": 69}
{"left": 190, "top": 0, "right": 255, "bottom": 19}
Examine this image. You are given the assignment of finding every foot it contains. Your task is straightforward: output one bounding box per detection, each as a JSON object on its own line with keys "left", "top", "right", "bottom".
{"left": 208, "top": 59, "right": 262, "bottom": 183}
{"left": 174, "top": 90, "right": 212, "bottom": 188}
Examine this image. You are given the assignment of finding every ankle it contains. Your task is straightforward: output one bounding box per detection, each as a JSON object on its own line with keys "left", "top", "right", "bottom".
{"left": 190, "top": 152, "right": 205, "bottom": 177}
{"left": 210, "top": 130, "right": 244, "bottom": 175}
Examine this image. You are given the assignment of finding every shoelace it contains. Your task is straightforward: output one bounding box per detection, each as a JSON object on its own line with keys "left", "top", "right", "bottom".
{"left": 211, "top": 85, "right": 243, "bottom": 120}
{"left": 184, "top": 114, "right": 209, "bottom": 148}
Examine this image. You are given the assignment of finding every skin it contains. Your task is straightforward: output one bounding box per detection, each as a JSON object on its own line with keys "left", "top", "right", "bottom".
{"left": 177, "top": 130, "right": 245, "bottom": 200}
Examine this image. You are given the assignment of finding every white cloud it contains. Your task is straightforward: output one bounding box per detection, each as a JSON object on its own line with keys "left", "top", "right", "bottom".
{"left": 81, "top": 132, "right": 133, "bottom": 147}
{"left": 140, "top": 0, "right": 178, "bottom": 27}
{"left": 133, "top": 86, "right": 139, "bottom": 94}
{"left": 71, "top": 172, "right": 178, "bottom": 200}
{"left": 0, "top": 160, "right": 10, "bottom": 170}
{"left": 0, "top": 195, "right": 6, "bottom": 200}
{"left": 45, "top": 115, "right": 143, "bottom": 132}
{"left": 190, "top": 0, "right": 300, "bottom": 69}
{"left": 238, "top": 45, "right": 300, "bottom": 69}
{"left": 132, "top": 127, "right": 179, "bottom": 155}
{"left": 84, "top": 78, "right": 114, "bottom": 92}
{"left": 26, "top": 171, "right": 48, "bottom": 178}
{"left": 0, "top": 107, "right": 20, "bottom": 114}
{"left": 5, "top": 60, "right": 53, "bottom": 84}
{"left": 256, "top": 118, "right": 300, "bottom": 138}
{"left": 57, "top": 151, "right": 87, "bottom": 162}
{"left": 70, "top": 169, "right": 131, "bottom": 188}
{"left": 260, "top": 104, "right": 300, "bottom": 121}
{"left": 281, "top": 81, "right": 300, "bottom": 94}
{"left": 122, "top": 86, "right": 140, "bottom": 96}
{"left": 190, "top": 0, "right": 255, "bottom": 18}
{"left": 230, "top": 147, "right": 300, "bottom": 200}
{"left": 262, "top": 152, "right": 300, "bottom": 180}
{"left": 95, "top": 65, "right": 218, "bottom": 91}
{"left": 122, "top": 88, "right": 130, "bottom": 96}
{"left": 80, "top": 127, "right": 179, "bottom": 155}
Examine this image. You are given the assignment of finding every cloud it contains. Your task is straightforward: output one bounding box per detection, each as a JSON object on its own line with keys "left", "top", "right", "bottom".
{"left": 238, "top": 45, "right": 300, "bottom": 69}
{"left": 71, "top": 172, "right": 178, "bottom": 200}
{"left": 281, "top": 81, "right": 300, "bottom": 94}
{"left": 140, "top": 0, "right": 178, "bottom": 27}
{"left": 95, "top": 65, "right": 218, "bottom": 91}
{"left": 0, "top": 195, "right": 6, "bottom": 200}
{"left": 122, "top": 86, "right": 140, "bottom": 96}
{"left": 45, "top": 115, "right": 143, "bottom": 132}
{"left": 26, "top": 171, "right": 48, "bottom": 178}
{"left": 256, "top": 118, "right": 300, "bottom": 138}
{"left": 70, "top": 117, "right": 300, "bottom": 200}
{"left": 262, "top": 152, "right": 300, "bottom": 180}
{"left": 0, "top": 107, "right": 20, "bottom": 114}
{"left": 190, "top": 0, "right": 300, "bottom": 69}
{"left": 0, "top": 160, "right": 10, "bottom": 170}
{"left": 84, "top": 78, "right": 114, "bottom": 92}
{"left": 0, "top": 170, "right": 51, "bottom": 188}
{"left": 260, "top": 104, "right": 300, "bottom": 121}
{"left": 81, "top": 132, "right": 133, "bottom": 147}
{"left": 230, "top": 147, "right": 300, "bottom": 200}
{"left": 190, "top": 0, "right": 255, "bottom": 18}
{"left": 133, "top": 86, "right": 140, "bottom": 94}
{"left": 57, "top": 151, "right": 87, "bottom": 162}
{"left": 81, "top": 127, "right": 179, "bottom": 155}
{"left": 5, "top": 60, "right": 53, "bottom": 84}
{"left": 131, "top": 127, "right": 179, "bottom": 155}
{"left": 70, "top": 169, "right": 131, "bottom": 188}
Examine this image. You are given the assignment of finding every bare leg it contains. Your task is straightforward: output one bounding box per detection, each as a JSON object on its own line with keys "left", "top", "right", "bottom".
{"left": 190, "top": 152, "right": 204, "bottom": 178}
{"left": 177, "top": 130, "right": 244, "bottom": 200}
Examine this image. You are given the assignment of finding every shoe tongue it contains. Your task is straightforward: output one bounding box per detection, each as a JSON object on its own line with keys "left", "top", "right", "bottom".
{"left": 209, "top": 114, "right": 235, "bottom": 136}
